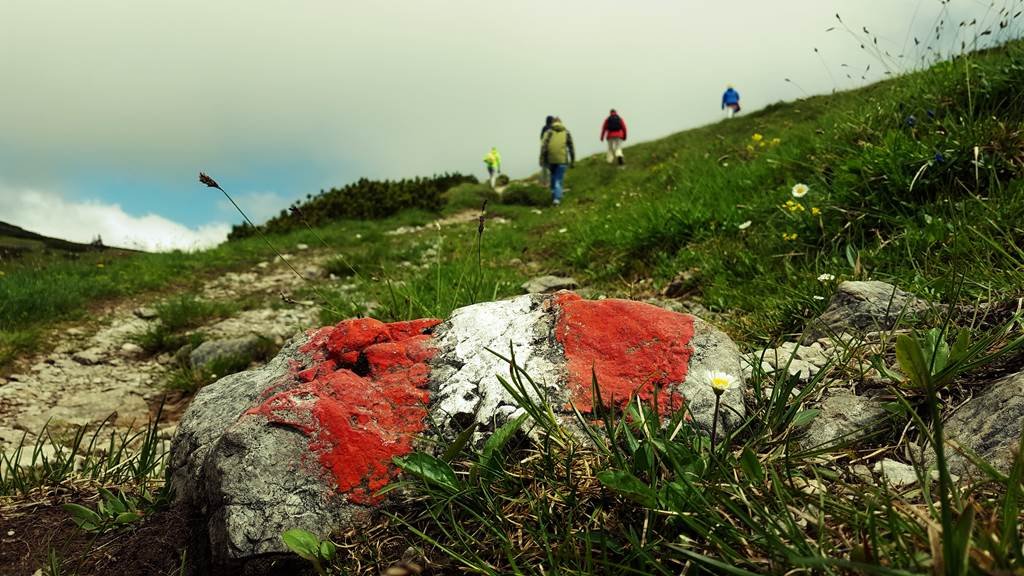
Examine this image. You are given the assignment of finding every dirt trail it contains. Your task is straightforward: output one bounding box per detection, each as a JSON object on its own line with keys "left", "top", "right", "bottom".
{"left": 0, "top": 251, "right": 326, "bottom": 456}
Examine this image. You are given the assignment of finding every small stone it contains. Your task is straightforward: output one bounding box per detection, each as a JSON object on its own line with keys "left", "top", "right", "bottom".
{"left": 133, "top": 307, "right": 159, "bottom": 320}
{"left": 189, "top": 335, "right": 268, "bottom": 371}
{"left": 850, "top": 464, "right": 872, "bottom": 479}
{"left": 72, "top": 348, "right": 106, "bottom": 366}
{"left": 521, "top": 275, "right": 578, "bottom": 294}
{"left": 873, "top": 459, "right": 919, "bottom": 488}
{"left": 929, "top": 469, "right": 960, "bottom": 483}
{"left": 120, "top": 342, "right": 144, "bottom": 356}
{"left": 257, "top": 261, "right": 270, "bottom": 269}
{"left": 302, "top": 265, "right": 327, "bottom": 280}
{"left": 662, "top": 269, "right": 700, "bottom": 298}
{"left": 791, "top": 476, "right": 826, "bottom": 495}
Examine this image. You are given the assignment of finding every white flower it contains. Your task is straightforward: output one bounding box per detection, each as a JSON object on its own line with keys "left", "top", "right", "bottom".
{"left": 817, "top": 273, "right": 836, "bottom": 282}
{"left": 558, "top": 228, "right": 568, "bottom": 234}
{"left": 704, "top": 370, "right": 737, "bottom": 393}
{"left": 355, "top": 233, "right": 363, "bottom": 240}
{"left": 813, "top": 295, "right": 825, "bottom": 301}
{"left": 738, "top": 220, "right": 752, "bottom": 230}
{"left": 791, "top": 183, "right": 809, "bottom": 198}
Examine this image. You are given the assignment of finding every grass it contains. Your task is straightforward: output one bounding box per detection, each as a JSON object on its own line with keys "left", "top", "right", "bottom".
{"left": 0, "top": 404, "right": 168, "bottom": 498}
{"left": 129, "top": 294, "right": 237, "bottom": 355}
{"left": 3, "top": 14, "right": 1024, "bottom": 574}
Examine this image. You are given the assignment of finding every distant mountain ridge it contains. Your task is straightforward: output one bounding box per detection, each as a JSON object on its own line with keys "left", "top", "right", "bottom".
{"left": 0, "top": 220, "right": 134, "bottom": 258}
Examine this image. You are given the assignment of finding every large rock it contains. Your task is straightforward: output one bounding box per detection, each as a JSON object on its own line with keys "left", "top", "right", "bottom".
{"left": 938, "top": 370, "right": 1024, "bottom": 476}
{"left": 170, "top": 292, "right": 744, "bottom": 570}
{"left": 805, "top": 281, "right": 930, "bottom": 342}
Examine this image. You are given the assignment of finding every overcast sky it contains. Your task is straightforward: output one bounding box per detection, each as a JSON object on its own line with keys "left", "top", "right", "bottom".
{"left": 0, "top": 0, "right": 1015, "bottom": 251}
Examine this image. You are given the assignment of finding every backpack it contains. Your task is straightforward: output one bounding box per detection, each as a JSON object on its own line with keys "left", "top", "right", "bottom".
{"left": 605, "top": 115, "right": 623, "bottom": 133}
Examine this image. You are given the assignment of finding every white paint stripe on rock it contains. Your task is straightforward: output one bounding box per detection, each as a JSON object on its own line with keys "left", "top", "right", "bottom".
{"left": 430, "top": 294, "right": 566, "bottom": 438}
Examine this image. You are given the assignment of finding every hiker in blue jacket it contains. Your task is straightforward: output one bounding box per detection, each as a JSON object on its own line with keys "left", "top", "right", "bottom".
{"left": 722, "top": 85, "right": 741, "bottom": 118}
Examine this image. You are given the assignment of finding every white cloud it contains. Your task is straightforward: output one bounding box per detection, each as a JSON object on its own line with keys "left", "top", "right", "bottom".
{"left": 217, "top": 191, "right": 290, "bottom": 225}
{"left": 1, "top": 187, "right": 230, "bottom": 252}
{"left": 0, "top": 0, "right": 1013, "bottom": 187}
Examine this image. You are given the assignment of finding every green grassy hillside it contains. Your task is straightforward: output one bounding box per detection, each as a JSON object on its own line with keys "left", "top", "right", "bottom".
{"left": 3, "top": 41, "right": 1023, "bottom": 370}
{"left": 0, "top": 221, "right": 133, "bottom": 259}
{"left": 3, "top": 36, "right": 1024, "bottom": 576}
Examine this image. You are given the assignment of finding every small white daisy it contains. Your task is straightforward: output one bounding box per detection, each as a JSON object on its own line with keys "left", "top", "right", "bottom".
{"left": 817, "top": 273, "right": 836, "bottom": 282}
{"left": 813, "top": 295, "right": 825, "bottom": 301}
{"left": 704, "top": 370, "right": 737, "bottom": 393}
{"left": 791, "top": 183, "right": 810, "bottom": 198}
{"left": 738, "top": 220, "right": 752, "bottom": 230}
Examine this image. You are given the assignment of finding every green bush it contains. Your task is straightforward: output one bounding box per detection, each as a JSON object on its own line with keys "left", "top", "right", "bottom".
{"left": 229, "top": 173, "right": 477, "bottom": 239}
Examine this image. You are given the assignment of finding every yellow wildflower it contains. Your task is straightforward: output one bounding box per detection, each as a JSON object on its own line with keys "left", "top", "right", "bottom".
{"left": 782, "top": 232, "right": 798, "bottom": 241}
{"left": 811, "top": 207, "right": 821, "bottom": 216}
{"left": 770, "top": 137, "right": 781, "bottom": 146}
{"left": 752, "top": 133, "right": 763, "bottom": 142}
{"left": 784, "top": 200, "right": 805, "bottom": 213}
{"left": 746, "top": 144, "right": 755, "bottom": 152}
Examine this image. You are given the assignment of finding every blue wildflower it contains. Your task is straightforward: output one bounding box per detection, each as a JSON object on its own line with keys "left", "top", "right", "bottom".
{"left": 905, "top": 115, "right": 917, "bottom": 127}
{"left": 933, "top": 152, "right": 945, "bottom": 164}
{"left": 926, "top": 109, "right": 936, "bottom": 119}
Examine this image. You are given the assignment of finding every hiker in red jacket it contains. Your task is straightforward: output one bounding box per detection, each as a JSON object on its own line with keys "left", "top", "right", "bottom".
{"left": 600, "top": 109, "right": 627, "bottom": 166}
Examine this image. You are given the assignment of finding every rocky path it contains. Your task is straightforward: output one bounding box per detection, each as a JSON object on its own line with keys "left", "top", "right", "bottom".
{"left": 0, "top": 250, "right": 326, "bottom": 457}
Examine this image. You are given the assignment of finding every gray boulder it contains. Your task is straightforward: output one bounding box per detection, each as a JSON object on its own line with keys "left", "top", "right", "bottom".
{"left": 170, "top": 293, "right": 745, "bottom": 570}
{"left": 938, "top": 370, "right": 1024, "bottom": 476}
{"left": 805, "top": 281, "right": 930, "bottom": 342}
{"left": 801, "top": 389, "right": 891, "bottom": 450}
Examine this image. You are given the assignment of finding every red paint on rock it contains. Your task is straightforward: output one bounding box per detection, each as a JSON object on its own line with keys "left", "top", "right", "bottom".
{"left": 247, "top": 317, "right": 441, "bottom": 505}
{"left": 554, "top": 292, "right": 694, "bottom": 416}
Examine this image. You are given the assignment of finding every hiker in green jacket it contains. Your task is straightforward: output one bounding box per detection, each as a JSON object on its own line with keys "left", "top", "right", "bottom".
{"left": 539, "top": 118, "right": 575, "bottom": 205}
{"left": 483, "top": 147, "right": 502, "bottom": 189}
